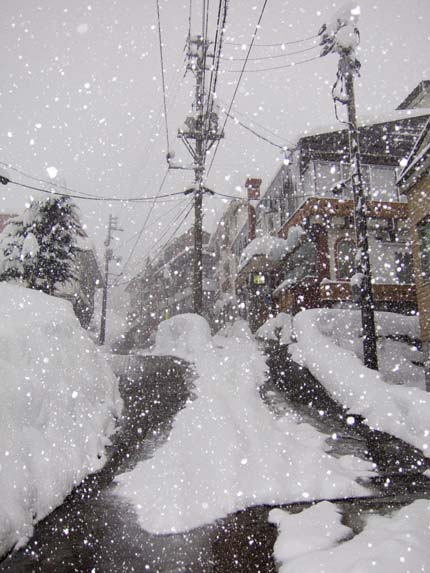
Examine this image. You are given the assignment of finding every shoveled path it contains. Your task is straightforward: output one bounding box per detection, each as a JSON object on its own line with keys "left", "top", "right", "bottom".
{"left": 2, "top": 349, "right": 430, "bottom": 573}
{"left": 0, "top": 356, "right": 276, "bottom": 573}
{"left": 265, "top": 341, "right": 430, "bottom": 495}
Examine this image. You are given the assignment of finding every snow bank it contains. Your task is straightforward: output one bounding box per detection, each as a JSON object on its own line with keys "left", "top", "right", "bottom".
{"left": 255, "top": 312, "right": 293, "bottom": 345}
{"left": 0, "top": 284, "right": 122, "bottom": 556}
{"left": 115, "top": 314, "right": 373, "bottom": 534}
{"left": 269, "top": 502, "right": 350, "bottom": 564}
{"left": 291, "top": 309, "right": 430, "bottom": 455}
{"left": 270, "top": 500, "right": 430, "bottom": 572}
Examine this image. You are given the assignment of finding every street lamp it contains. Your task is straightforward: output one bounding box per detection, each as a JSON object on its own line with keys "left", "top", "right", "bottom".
{"left": 320, "top": 6, "right": 378, "bottom": 370}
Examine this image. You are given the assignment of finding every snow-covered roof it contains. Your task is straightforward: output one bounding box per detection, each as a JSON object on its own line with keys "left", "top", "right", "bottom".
{"left": 397, "top": 117, "right": 430, "bottom": 189}
{"left": 238, "top": 226, "right": 305, "bottom": 273}
{"left": 297, "top": 112, "right": 430, "bottom": 173}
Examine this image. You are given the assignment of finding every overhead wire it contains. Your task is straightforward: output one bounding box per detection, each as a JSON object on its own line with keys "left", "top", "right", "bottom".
{"left": 220, "top": 43, "right": 318, "bottom": 62}
{"left": 148, "top": 198, "right": 195, "bottom": 262}
{"left": 0, "top": 160, "right": 102, "bottom": 199}
{"left": 125, "top": 197, "right": 186, "bottom": 244}
{"left": 187, "top": 0, "right": 192, "bottom": 43}
{"left": 224, "top": 32, "right": 319, "bottom": 47}
{"left": 156, "top": 0, "right": 171, "bottom": 152}
{"left": 212, "top": 190, "right": 243, "bottom": 200}
{"left": 117, "top": 167, "right": 172, "bottom": 283}
{"left": 215, "top": 97, "right": 292, "bottom": 146}
{"left": 206, "top": 0, "right": 269, "bottom": 178}
{"left": 118, "top": 197, "right": 193, "bottom": 282}
{"left": 203, "top": 0, "right": 228, "bottom": 158}
{"left": 2, "top": 176, "right": 187, "bottom": 203}
{"left": 224, "top": 54, "right": 322, "bottom": 73}
{"left": 219, "top": 108, "right": 287, "bottom": 150}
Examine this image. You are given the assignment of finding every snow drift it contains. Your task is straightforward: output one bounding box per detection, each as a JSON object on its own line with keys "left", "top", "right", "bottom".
{"left": 0, "top": 284, "right": 122, "bottom": 556}
{"left": 269, "top": 499, "right": 430, "bottom": 572}
{"left": 291, "top": 308, "right": 430, "bottom": 456}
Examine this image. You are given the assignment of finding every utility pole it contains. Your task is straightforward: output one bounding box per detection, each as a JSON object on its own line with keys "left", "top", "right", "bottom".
{"left": 192, "top": 34, "right": 205, "bottom": 316}
{"left": 320, "top": 10, "right": 378, "bottom": 370}
{"left": 178, "top": 34, "right": 223, "bottom": 315}
{"left": 99, "top": 214, "right": 122, "bottom": 345}
{"left": 342, "top": 58, "right": 378, "bottom": 370}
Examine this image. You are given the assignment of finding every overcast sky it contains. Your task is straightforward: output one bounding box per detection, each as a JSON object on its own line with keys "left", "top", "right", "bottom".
{"left": 0, "top": 0, "right": 429, "bottom": 281}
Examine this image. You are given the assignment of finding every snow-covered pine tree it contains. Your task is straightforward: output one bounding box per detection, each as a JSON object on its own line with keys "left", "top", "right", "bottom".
{"left": 0, "top": 196, "right": 85, "bottom": 294}
{"left": 0, "top": 214, "right": 36, "bottom": 285}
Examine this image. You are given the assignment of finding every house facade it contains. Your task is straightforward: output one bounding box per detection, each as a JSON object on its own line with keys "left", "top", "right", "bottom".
{"left": 235, "top": 102, "right": 429, "bottom": 330}
{"left": 209, "top": 179, "right": 262, "bottom": 329}
{"left": 398, "top": 118, "right": 430, "bottom": 387}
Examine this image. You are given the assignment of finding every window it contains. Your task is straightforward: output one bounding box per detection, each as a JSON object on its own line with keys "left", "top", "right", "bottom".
{"left": 417, "top": 217, "right": 430, "bottom": 282}
{"left": 395, "top": 252, "right": 414, "bottom": 284}
{"left": 253, "top": 274, "right": 266, "bottom": 285}
{"left": 336, "top": 238, "right": 355, "bottom": 280}
{"left": 368, "top": 166, "right": 397, "bottom": 201}
{"left": 281, "top": 241, "right": 318, "bottom": 286}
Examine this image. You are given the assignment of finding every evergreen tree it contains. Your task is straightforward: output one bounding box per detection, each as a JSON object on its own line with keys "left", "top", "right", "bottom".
{"left": 0, "top": 196, "right": 85, "bottom": 294}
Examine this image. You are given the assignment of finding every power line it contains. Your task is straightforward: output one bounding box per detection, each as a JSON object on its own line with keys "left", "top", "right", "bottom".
{"left": 149, "top": 199, "right": 194, "bottom": 262}
{"left": 224, "top": 54, "right": 322, "bottom": 73}
{"left": 2, "top": 176, "right": 187, "bottom": 203}
{"left": 0, "top": 160, "right": 102, "bottom": 199}
{"left": 219, "top": 108, "right": 287, "bottom": 150}
{"left": 117, "top": 168, "right": 171, "bottom": 283}
{"left": 221, "top": 43, "right": 318, "bottom": 62}
{"left": 125, "top": 197, "right": 185, "bottom": 244}
{"left": 216, "top": 97, "right": 292, "bottom": 146}
{"left": 206, "top": 0, "right": 269, "bottom": 178}
{"left": 204, "top": 0, "right": 228, "bottom": 157}
{"left": 187, "top": 0, "right": 192, "bottom": 42}
{"left": 224, "top": 32, "right": 319, "bottom": 48}
{"left": 156, "top": 0, "right": 171, "bottom": 152}
{"left": 212, "top": 191, "right": 243, "bottom": 200}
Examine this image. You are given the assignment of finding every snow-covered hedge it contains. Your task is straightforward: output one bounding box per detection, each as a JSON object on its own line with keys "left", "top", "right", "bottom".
{"left": 0, "top": 284, "right": 122, "bottom": 556}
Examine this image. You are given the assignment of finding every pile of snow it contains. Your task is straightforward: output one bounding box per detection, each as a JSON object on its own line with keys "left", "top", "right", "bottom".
{"left": 0, "top": 284, "right": 122, "bottom": 556}
{"left": 269, "top": 499, "right": 430, "bottom": 572}
{"left": 255, "top": 312, "right": 293, "bottom": 345}
{"left": 115, "top": 314, "right": 373, "bottom": 534}
{"left": 238, "top": 226, "right": 304, "bottom": 272}
{"left": 291, "top": 308, "right": 430, "bottom": 455}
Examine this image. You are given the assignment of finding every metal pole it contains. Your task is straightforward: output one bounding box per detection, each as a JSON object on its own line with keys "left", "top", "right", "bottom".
{"left": 342, "top": 55, "right": 378, "bottom": 370}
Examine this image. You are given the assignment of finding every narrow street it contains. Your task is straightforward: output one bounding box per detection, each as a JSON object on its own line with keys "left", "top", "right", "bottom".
{"left": 1, "top": 351, "right": 430, "bottom": 573}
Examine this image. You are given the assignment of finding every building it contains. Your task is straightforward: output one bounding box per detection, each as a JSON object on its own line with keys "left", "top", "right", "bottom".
{"left": 397, "top": 117, "right": 430, "bottom": 387}
{"left": 209, "top": 179, "right": 263, "bottom": 328}
{"left": 235, "top": 89, "right": 429, "bottom": 330}
{"left": 126, "top": 228, "right": 215, "bottom": 346}
{"left": 397, "top": 80, "right": 430, "bottom": 111}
